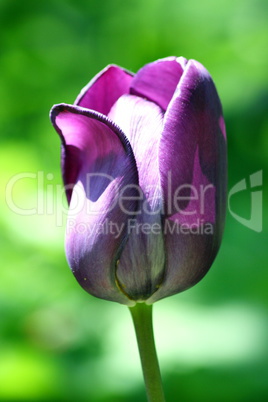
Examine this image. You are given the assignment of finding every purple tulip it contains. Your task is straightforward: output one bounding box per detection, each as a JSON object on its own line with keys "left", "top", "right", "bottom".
{"left": 50, "top": 57, "right": 227, "bottom": 306}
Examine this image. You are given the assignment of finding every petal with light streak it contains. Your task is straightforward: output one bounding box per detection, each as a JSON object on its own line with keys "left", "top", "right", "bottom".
{"left": 149, "top": 60, "right": 227, "bottom": 302}
{"left": 108, "top": 95, "right": 166, "bottom": 300}
{"left": 50, "top": 104, "right": 138, "bottom": 305}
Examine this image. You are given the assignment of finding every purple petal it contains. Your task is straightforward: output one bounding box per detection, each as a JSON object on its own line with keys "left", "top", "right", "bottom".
{"left": 149, "top": 60, "right": 227, "bottom": 302}
{"left": 75, "top": 65, "right": 133, "bottom": 115}
{"left": 108, "top": 95, "right": 165, "bottom": 300}
{"left": 147, "top": 224, "right": 217, "bottom": 303}
{"left": 50, "top": 104, "right": 139, "bottom": 305}
{"left": 130, "top": 56, "right": 188, "bottom": 111}
{"left": 159, "top": 59, "right": 227, "bottom": 221}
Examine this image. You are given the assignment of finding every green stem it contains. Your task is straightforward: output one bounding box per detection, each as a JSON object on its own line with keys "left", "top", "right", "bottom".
{"left": 129, "top": 303, "right": 166, "bottom": 402}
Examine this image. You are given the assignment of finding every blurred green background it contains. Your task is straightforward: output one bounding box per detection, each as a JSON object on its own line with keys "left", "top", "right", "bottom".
{"left": 0, "top": 0, "right": 267, "bottom": 401}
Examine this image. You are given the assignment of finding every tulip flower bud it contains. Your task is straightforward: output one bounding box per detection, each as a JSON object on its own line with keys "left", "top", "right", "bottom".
{"left": 50, "top": 57, "right": 227, "bottom": 306}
